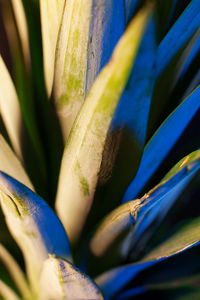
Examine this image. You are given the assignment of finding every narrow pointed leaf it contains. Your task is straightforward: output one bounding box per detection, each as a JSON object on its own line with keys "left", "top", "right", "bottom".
{"left": 40, "top": 0, "right": 65, "bottom": 97}
{"left": 0, "top": 280, "right": 20, "bottom": 300}
{"left": 123, "top": 85, "right": 200, "bottom": 202}
{"left": 10, "top": 0, "right": 31, "bottom": 69}
{"left": 156, "top": 0, "right": 200, "bottom": 78}
{"left": 90, "top": 153, "right": 200, "bottom": 260}
{"left": 39, "top": 256, "right": 103, "bottom": 300}
{"left": 0, "top": 134, "right": 33, "bottom": 190}
{"left": 0, "top": 172, "right": 71, "bottom": 294}
{"left": 96, "top": 216, "right": 200, "bottom": 298}
{"left": 54, "top": 0, "right": 125, "bottom": 141}
{"left": 0, "top": 244, "right": 31, "bottom": 299}
{"left": 0, "top": 56, "right": 24, "bottom": 161}
{"left": 56, "top": 5, "right": 152, "bottom": 243}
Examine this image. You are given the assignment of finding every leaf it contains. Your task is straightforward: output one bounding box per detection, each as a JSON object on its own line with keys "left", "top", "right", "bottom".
{"left": 90, "top": 153, "right": 200, "bottom": 260}
{"left": 10, "top": 0, "right": 31, "bottom": 69}
{"left": 123, "top": 85, "right": 200, "bottom": 202}
{"left": 0, "top": 280, "right": 20, "bottom": 300}
{"left": 0, "top": 244, "right": 31, "bottom": 299}
{"left": 40, "top": 0, "right": 65, "bottom": 97}
{"left": 55, "top": 4, "right": 152, "bottom": 243}
{"left": 39, "top": 256, "right": 103, "bottom": 300}
{"left": 96, "top": 216, "right": 200, "bottom": 298}
{"left": 0, "top": 56, "right": 25, "bottom": 161}
{"left": 54, "top": 0, "right": 125, "bottom": 141}
{"left": 0, "top": 134, "right": 33, "bottom": 190}
{"left": 156, "top": 0, "right": 200, "bottom": 78}
{"left": 0, "top": 172, "right": 71, "bottom": 294}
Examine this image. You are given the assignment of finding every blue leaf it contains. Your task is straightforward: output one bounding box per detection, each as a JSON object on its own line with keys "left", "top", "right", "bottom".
{"left": 123, "top": 85, "right": 200, "bottom": 202}
{"left": 156, "top": 0, "right": 200, "bottom": 78}
{"left": 85, "top": 0, "right": 125, "bottom": 94}
{"left": 112, "top": 16, "right": 156, "bottom": 147}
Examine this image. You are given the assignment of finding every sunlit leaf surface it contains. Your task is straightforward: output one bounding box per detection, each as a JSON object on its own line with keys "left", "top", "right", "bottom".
{"left": 0, "top": 172, "right": 71, "bottom": 294}
{"left": 39, "top": 256, "right": 103, "bottom": 300}
{"left": 56, "top": 5, "right": 152, "bottom": 243}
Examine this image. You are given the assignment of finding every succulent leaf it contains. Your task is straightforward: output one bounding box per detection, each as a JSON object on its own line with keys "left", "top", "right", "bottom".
{"left": 123, "top": 85, "right": 200, "bottom": 202}
{"left": 0, "top": 279, "right": 20, "bottom": 300}
{"left": 56, "top": 4, "right": 152, "bottom": 243}
{"left": 39, "top": 255, "right": 103, "bottom": 300}
{"left": 54, "top": 0, "right": 125, "bottom": 141}
{"left": 40, "top": 0, "right": 65, "bottom": 97}
{"left": 0, "top": 172, "right": 71, "bottom": 294}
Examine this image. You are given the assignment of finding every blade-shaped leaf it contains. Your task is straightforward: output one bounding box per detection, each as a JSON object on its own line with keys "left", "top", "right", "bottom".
{"left": 0, "top": 280, "right": 20, "bottom": 300}
{"left": 123, "top": 85, "right": 200, "bottom": 202}
{"left": 90, "top": 153, "right": 200, "bottom": 260}
{"left": 40, "top": 0, "right": 65, "bottom": 97}
{"left": 156, "top": 0, "right": 200, "bottom": 78}
{"left": 0, "top": 134, "right": 33, "bottom": 190}
{"left": 56, "top": 4, "right": 152, "bottom": 243}
{"left": 54, "top": 0, "right": 125, "bottom": 141}
{"left": 0, "top": 56, "right": 24, "bottom": 161}
{"left": 10, "top": 0, "right": 31, "bottom": 69}
{"left": 39, "top": 256, "right": 103, "bottom": 300}
{"left": 0, "top": 244, "right": 31, "bottom": 299}
{"left": 96, "top": 216, "right": 200, "bottom": 298}
{"left": 0, "top": 172, "right": 71, "bottom": 294}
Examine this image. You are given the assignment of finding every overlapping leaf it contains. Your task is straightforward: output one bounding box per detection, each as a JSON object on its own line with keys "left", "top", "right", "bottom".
{"left": 56, "top": 4, "right": 152, "bottom": 243}
{"left": 0, "top": 172, "right": 71, "bottom": 294}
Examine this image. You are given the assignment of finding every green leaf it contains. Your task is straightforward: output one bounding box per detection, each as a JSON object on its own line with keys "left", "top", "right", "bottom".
{"left": 10, "top": 0, "right": 31, "bottom": 69}
{"left": 56, "top": 4, "right": 152, "bottom": 243}
{"left": 0, "top": 172, "right": 71, "bottom": 295}
{"left": 40, "top": 0, "right": 65, "bottom": 97}
{"left": 0, "top": 134, "right": 33, "bottom": 190}
{"left": 39, "top": 255, "right": 103, "bottom": 300}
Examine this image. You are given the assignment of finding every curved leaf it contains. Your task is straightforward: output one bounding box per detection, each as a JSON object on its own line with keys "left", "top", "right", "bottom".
{"left": 0, "top": 280, "right": 20, "bottom": 300}
{"left": 0, "top": 172, "right": 71, "bottom": 294}
{"left": 54, "top": 0, "right": 125, "bottom": 141}
{"left": 0, "top": 134, "right": 33, "bottom": 190}
{"left": 123, "top": 85, "right": 200, "bottom": 202}
{"left": 39, "top": 256, "right": 103, "bottom": 300}
{"left": 90, "top": 153, "right": 200, "bottom": 261}
{"left": 40, "top": 0, "right": 65, "bottom": 97}
{"left": 96, "top": 216, "right": 200, "bottom": 298}
{"left": 56, "top": 4, "right": 152, "bottom": 243}
{"left": 156, "top": 0, "right": 200, "bottom": 78}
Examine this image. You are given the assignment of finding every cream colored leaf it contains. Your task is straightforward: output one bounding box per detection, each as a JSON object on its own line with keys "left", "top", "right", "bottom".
{"left": 0, "top": 280, "right": 20, "bottom": 300}
{"left": 0, "top": 134, "right": 33, "bottom": 190}
{"left": 39, "top": 256, "right": 103, "bottom": 300}
{"left": 56, "top": 4, "right": 152, "bottom": 243}
{"left": 0, "top": 56, "right": 25, "bottom": 161}
{"left": 40, "top": 0, "right": 65, "bottom": 97}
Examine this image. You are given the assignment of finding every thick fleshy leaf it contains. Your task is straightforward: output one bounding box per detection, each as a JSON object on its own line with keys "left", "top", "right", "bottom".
{"left": 56, "top": 5, "right": 152, "bottom": 243}
{"left": 40, "top": 0, "right": 65, "bottom": 97}
{"left": 54, "top": 0, "right": 125, "bottom": 141}
{"left": 90, "top": 153, "right": 200, "bottom": 261}
{"left": 0, "top": 172, "right": 71, "bottom": 294}
{"left": 0, "top": 56, "right": 24, "bottom": 161}
{"left": 0, "top": 244, "right": 31, "bottom": 299}
{"left": 10, "top": 0, "right": 31, "bottom": 69}
{"left": 0, "top": 134, "right": 33, "bottom": 190}
{"left": 39, "top": 256, "right": 103, "bottom": 300}
{"left": 156, "top": 0, "right": 200, "bottom": 78}
{"left": 96, "top": 216, "right": 200, "bottom": 298}
{"left": 123, "top": 85, "right": 200, "bottom": 202}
